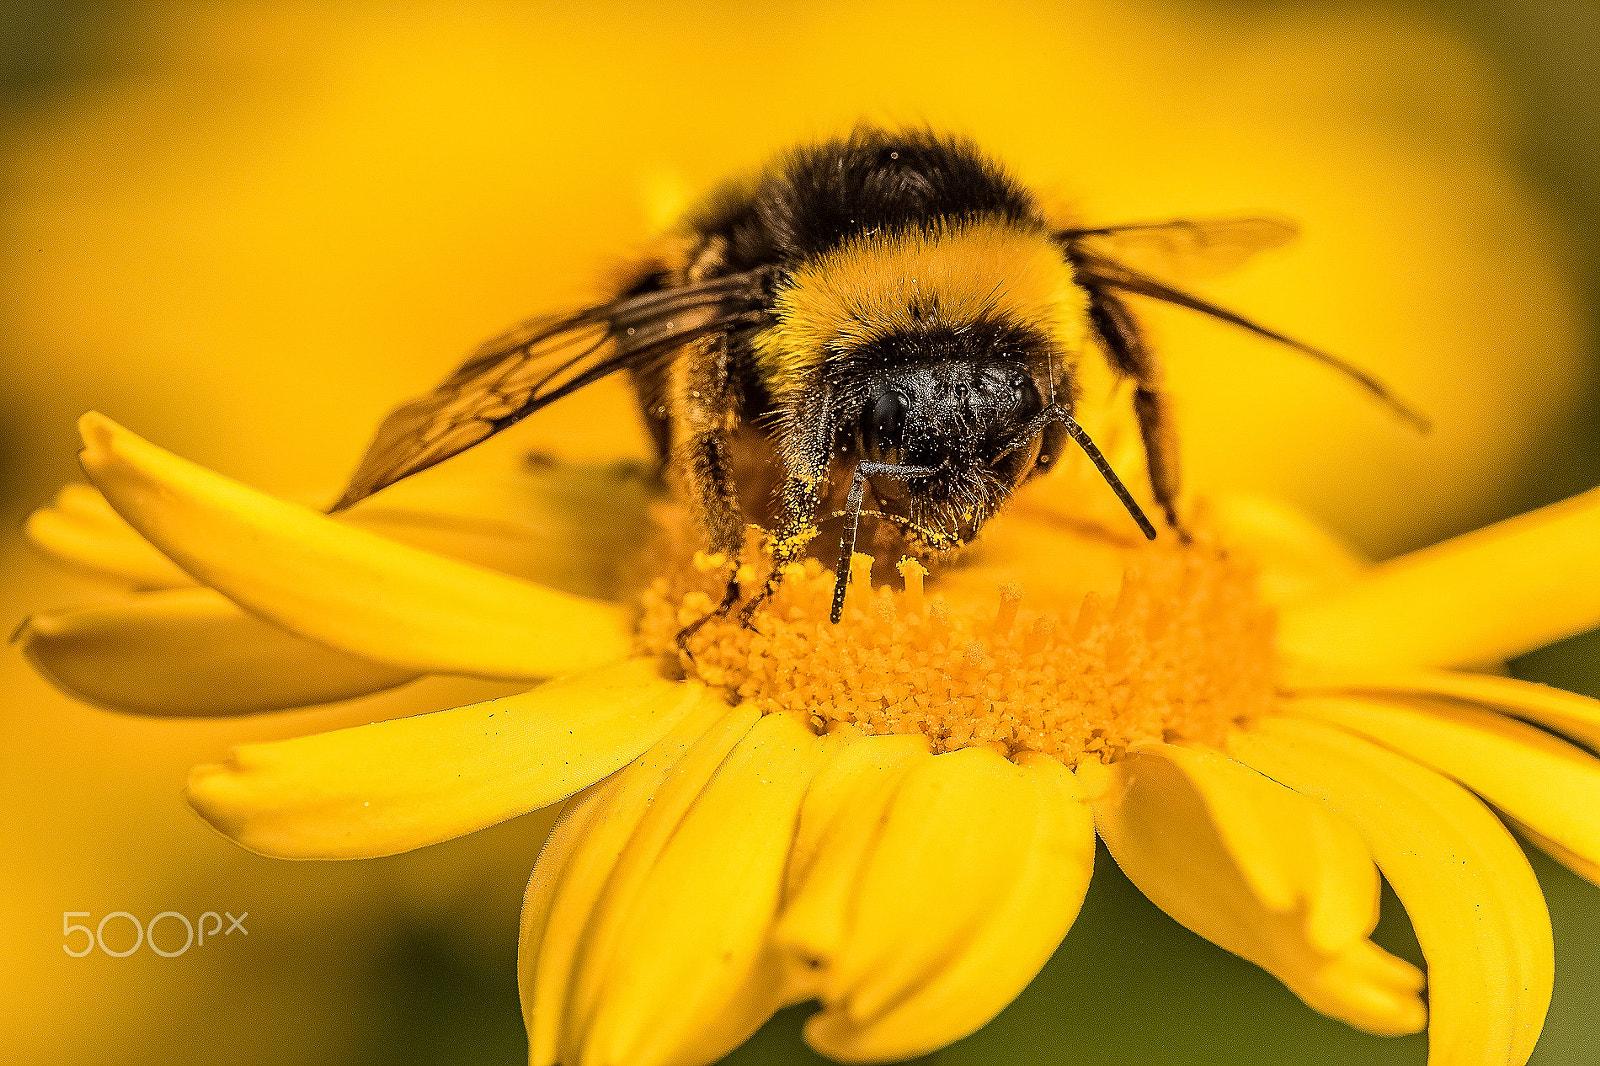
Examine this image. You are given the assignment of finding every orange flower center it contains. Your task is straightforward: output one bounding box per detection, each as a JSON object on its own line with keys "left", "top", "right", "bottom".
{"left": 636, "top": 518, "right": 1279, "bottom": 767}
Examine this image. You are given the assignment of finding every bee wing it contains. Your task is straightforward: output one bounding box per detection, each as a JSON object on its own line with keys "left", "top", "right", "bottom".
{"left": 1066, "top": 244, "right": 1430, "bottom": 433}
{"left": 1059, "top": 216, "right": 1299, "bottom": 281}
{"left": 329, "top": 270, "right": 773, "bottom": 511}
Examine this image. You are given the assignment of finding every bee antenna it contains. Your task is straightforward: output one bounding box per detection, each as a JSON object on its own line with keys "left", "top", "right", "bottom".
{"left": 1054, "top": 412, "right": 1158, "bottom": 540}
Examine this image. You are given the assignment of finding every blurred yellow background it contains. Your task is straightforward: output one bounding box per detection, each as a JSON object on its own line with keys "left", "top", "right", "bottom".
{"left": 2, "top": 1, "right": 1596, "bottom": 1064}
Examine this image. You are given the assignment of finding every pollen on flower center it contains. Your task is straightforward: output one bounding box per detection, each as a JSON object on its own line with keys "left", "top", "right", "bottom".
{"left": 636, "top": 517, "right": 1279, "bottom": 766}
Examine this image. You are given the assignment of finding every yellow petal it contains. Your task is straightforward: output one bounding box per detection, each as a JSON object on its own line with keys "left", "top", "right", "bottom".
{"left": 809, "top": 747, "right": 1040, "bottom": 1021}
{"left": 1080, "top": 743, "right": 1424, "bottom": 1035}
{"left": 518, "top": 776, "right": 614, "bottom": 1029}
{"left": 1230, "top": 716, "right": 1552, "bottom": 1066}
{"left": 16, "top": 586, "right": 420, "bottom": 715}
{"left": 522, "top": 695, "right": 739, "bottom": 1066}
{"left": 186, "top": 659, "right": 697, "bottom": 859}
{"left": 29, "top": 456, "right": 654, "bottom": 600}
{"left": 24, "top": 483, "right": 192, "bottom": 588}
{"left": 1292, "top": 666, "right": 1600, "bottom": 751}
{"left": 77, "top": 412, "right": 630, "bottom": 679}
{"left": 557, "top": 702, "right": 762, "bottom": 1064}
{"left": 349, "top": 457, "right": 658, "bottom": 601}
{"left": 22, "top": 463, "right": 650, "bottom": 716}
{"left": 774, "top": 735, "right": 933, "bottom": 1001}
{"left": 1278, "top": 486, "right": 1600, "bottom": 668}
{"left": 785, "top": 732, "right": 932, "bottom": 895}
{"left": 803, "top": 752, "right": 1095, "bottom": 1062}
{"left": 518, "top": 771, "right": 611, "bottom": 979}
{"left": 518, "top": 774, "right": 622, "bottom": 1063}
{"left": 1503, "top": 814, "right": 1600, "bottom": 886}
{"left": 1290, "top": 695, "right": 1600, "bottom": 888}
{"left": 1204, "top": 493, "right": 1368, "bottom": 607}
{"left": 579, "top": 712, "right": 836, "bottom": 1066}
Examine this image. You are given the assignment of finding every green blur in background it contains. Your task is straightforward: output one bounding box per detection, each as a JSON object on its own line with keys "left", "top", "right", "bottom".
{"left": 2, "top": 1, "right": 1596, "bottom": 1063}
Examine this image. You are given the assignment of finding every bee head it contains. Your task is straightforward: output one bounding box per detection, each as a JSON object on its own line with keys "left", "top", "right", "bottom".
{"left": 854, "top": 358, "right": 1045, "bottom": 501}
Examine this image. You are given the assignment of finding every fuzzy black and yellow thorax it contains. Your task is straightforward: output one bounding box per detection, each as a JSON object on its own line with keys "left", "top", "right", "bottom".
{"left": 757, "top": 218, "right": 1092, "bottom": 404}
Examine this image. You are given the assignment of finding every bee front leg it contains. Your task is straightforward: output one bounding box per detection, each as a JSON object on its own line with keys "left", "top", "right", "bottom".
{"left": 736, "top": 473, "right": 821, "bottom": 630}
{"left": 739, "top": 385, "right": 837, "bottom": 629}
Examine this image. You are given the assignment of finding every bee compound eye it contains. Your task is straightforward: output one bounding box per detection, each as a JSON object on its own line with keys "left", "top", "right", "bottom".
{"left": 862, "top": 390, "right": 907, "bottom": 461}
{"left": 1012, "top": 372, "right": 1043, "bottom": 419}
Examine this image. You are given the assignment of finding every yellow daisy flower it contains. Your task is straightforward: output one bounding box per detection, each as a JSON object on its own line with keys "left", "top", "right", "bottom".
{"left": 6, "top": 4, "right": 1594, "bottom": 1064}
{"left": 22, "top": 408, "right": 1600, "bottom": 1066}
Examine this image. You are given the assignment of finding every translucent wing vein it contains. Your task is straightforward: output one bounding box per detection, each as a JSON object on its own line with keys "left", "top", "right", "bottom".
{"left": 330, "top": 269, "right": 774, "bottom": 511}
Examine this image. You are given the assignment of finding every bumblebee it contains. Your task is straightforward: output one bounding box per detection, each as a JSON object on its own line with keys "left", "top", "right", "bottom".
{"left": 331, "top": 128, "right": 1425, "bottom": 624}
